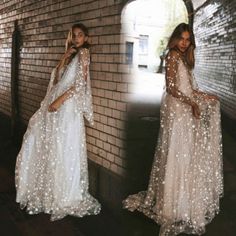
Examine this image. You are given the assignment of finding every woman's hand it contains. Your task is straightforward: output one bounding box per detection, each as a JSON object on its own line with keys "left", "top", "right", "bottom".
{"left": 204, "top": 94, "right": 219, "bottom": 106}
{"left": 205, "top": 93, "right": 219, "bottom": 101}
{"left": 48, "top": 98, "right": 63, "bottom": 112}
{"left": 191, "top": 102, "right": 201, "bottom": 119}
{"left": 63, "top": 47, "right": 77, "bottom": 59}
{"left": 193, "top": 90, "right": 219, "bottom": 101}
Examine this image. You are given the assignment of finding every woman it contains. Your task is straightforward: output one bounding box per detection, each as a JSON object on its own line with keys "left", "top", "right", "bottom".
{"left": 123, "top": 23, "right": 223, "bottom": 235}
{"left": 15, "top": 23, "right": 101, "bottom": 221}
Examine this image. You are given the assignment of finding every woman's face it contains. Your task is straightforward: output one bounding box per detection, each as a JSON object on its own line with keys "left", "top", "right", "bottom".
{"left": 72, "top": 27, "right": 88, "bottom": 48}
{"left": 176, "top": 31, "right": 191, "bottom": 52}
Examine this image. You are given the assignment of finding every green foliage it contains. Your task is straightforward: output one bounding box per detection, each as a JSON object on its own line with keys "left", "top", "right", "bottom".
{"left": 155, "top": 0, "right": 188, "bottom": 57}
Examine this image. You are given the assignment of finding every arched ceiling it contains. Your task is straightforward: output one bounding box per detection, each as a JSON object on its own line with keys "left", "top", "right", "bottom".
{"left": 123, "top": 0, "right": 209, "bottom": 26}
{"left": 191, "top": 0, "right": 208, "bottom": 9}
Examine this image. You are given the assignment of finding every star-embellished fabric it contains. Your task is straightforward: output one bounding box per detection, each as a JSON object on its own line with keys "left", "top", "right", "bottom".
{"left": 123, "top": 49, "right": 223, "bottom": 236}
{"left": 15, "top": 48, "right": 101, "bottom": 221}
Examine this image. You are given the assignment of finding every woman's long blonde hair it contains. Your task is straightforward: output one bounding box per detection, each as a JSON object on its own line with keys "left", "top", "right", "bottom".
{"left": 54, "top": 23, "right": 89, "bottom": 84}
{"left": 65, "top": 23, "right": 89, "bottom": 51}
{"left": 167, "top": 23, "right": 196, "bottom": 69}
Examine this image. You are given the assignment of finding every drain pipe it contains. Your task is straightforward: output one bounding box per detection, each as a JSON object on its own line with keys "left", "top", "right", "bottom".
{"left": 11, "top": 20, "right": 21, "bottom": 144}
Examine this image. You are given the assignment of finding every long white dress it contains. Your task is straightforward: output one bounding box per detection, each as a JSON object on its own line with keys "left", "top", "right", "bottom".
{"left": 15, "top": 48, "right": 101, "bottom": 221}
{"left": 123, "top": 50, "right": 223, "bottom": 235}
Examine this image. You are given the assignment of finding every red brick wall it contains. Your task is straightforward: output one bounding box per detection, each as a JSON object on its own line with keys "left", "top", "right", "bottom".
{"left": 194, "top": 0, "right": 236, "bottom": 120}
{"left": 0, "top": 0, "right": 127, "bottom": 176}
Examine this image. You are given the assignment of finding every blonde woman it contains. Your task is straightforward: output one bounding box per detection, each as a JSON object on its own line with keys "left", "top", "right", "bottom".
{"left": 15, "top": 23, "right": 101, "bottom": 221}
{"left": 123, "top": 23, "right": 223, "bottom": 236}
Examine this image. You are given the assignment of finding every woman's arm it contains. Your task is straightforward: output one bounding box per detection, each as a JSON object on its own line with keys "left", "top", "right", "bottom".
{"left": 165, "top": 50, "right": 200, "bottom": 118}
{"left": 193, "top": 89, "right": 219, "bottom": 101}
{"left": 48, "top": 48, "right": 89, "bottom": 112}
{"left": 48, "top": 86, "right": 75, "bottom": 112}
{"left": 53, "top": 47, "right": 78, "bottom": 86}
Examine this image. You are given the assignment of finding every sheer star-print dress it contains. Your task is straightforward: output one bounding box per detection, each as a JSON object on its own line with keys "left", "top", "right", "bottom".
{"left": 15, "top": 48, "right": 101, "bottom": 221}
{"left": 123, "top": 49, "right": 223, "bottom": 235}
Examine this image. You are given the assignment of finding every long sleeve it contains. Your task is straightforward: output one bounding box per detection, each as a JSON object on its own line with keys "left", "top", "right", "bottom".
{"left": 46, "top": 68, "right": 56, "bottom": 95}
{"left": 65, "top": 48, "right": 94, "bottom": 124}
{"left": 190, "top": 72, "right": 199, "bottom": 90}
{"left": 78, "top": 48, "right": 94, "bottom": 125}
{"left": 71, "top": 48, "right": 89, "bottom": 99}
{"left": 165, "top": 50, "right": 194, "bottom": 106}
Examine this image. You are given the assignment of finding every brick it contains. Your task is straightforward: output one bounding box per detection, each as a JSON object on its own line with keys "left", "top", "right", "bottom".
{"left": 102, "top": 159, "right": 110, "bottom": 169}
{"left": 194, "top": 0, "right": 236, "bottom": 119}
{"left": 107, "top": 153, "right": 115, "bottom": 162}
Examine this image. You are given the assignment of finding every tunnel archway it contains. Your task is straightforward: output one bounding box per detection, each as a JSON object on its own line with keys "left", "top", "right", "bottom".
{"left": 122, "top": 0, "right": 194, "bottom": 26}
